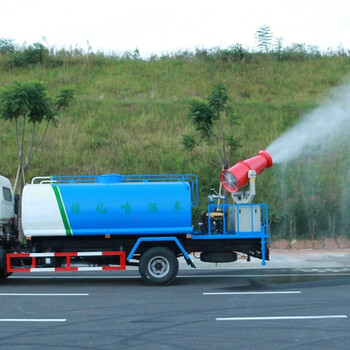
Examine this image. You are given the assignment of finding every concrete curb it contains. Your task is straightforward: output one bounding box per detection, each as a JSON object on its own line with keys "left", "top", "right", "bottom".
{"left": 181, "top": 249, "right": 350, "bottom": 269}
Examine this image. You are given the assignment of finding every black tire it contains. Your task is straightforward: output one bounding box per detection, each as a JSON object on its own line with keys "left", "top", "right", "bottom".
{"left": 0, "top": 271, "right": 12, "bottom": 279}
{"left": 0, "top": 248, "right": 11, "bottom": 279}
{"left": 139, "top": 247, "right": 178, "bottom": 286}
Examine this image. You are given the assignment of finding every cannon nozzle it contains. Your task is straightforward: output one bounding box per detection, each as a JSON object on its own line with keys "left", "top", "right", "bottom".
{"left": 220, "top": 150, "right": 273, "bottom": 193}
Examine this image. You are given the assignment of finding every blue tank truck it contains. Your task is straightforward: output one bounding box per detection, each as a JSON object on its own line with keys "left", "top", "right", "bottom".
{"left": 0, "top": 151, "right": 273, "bottom": 285}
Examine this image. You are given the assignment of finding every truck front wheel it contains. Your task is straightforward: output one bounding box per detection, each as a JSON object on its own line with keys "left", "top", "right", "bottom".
{"left": 0, "top": 249, "right": 11, "bottom": 279}
{"left": 139, "top": 247, "right": 178, "bottom": 286}
{"left": 0, "top": 270, "right": 12, "bottom": 279}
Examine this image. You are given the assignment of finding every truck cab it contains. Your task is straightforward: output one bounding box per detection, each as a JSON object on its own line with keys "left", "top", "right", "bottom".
{"left": 0, "top": 175, "right": 14, "bottom": 231}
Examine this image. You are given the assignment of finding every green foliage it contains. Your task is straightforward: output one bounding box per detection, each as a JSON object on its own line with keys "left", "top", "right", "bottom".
{"left": 188, "top": 99, "right": 214, "bottom": 138}
{"left": 0, "top": 80, "right": 74, "bottom": 191}
{"left": 194, "top": 44, "right": 251, "bottom": 63}
{"left": 187, "top": 83, "right": 240, "bottom": 168}
{"left": 55, "top": 86, "right": 75, "bottom": 112}
{"left": 256, "top": 25, "right": 273, "bottom": 53}
{"left": 277, "top": 43, "right": 322, "bottom": 61}
{"left": 0, "top": 80, "right": 53, "bottom": 123}
{"left": 208, "top": 82, "right": 228, "bottom": 114}
{"left": 0, "top": 38, "right": 15, "bottom": 54}
{"left": 9, "top": 43, "right": 49, "bottom": 67}
{"left": 221, "top": 44, "right": 250, "bottom": 62}
{"left": 182, "top": 134, "right": 197, "bottom": 151}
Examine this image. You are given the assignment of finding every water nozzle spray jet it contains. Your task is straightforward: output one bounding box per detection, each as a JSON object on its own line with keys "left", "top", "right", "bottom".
{"left": 220, "top": 150, "right": 273, "bottom": 203}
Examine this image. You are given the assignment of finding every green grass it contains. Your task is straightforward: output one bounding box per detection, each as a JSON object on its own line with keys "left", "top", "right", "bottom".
{"left": 1, "top": 49, "right": 350, "bottom": 238}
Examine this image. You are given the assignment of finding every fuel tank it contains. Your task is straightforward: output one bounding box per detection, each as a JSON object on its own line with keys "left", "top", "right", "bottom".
{"left": 22, "top": 176, "right": 193, "bottom": 237}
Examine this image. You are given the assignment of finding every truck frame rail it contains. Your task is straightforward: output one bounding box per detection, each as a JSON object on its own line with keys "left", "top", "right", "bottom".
{"left": 6, "top": 251, "right": 126, "bottom": 273}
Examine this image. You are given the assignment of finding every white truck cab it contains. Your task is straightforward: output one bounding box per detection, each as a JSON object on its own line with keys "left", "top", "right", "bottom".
{"left": 0, "top": 175, "right": 14, "bottom": 228}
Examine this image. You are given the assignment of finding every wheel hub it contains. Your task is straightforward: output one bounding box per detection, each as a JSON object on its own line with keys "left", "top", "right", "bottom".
{"left": 148, "top": 256, "right": 170, "bottom": 278}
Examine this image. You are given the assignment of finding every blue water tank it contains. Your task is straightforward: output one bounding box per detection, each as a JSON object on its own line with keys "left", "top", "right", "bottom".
{"left": 22, "top": 178, "right": 194, "bottom": 237}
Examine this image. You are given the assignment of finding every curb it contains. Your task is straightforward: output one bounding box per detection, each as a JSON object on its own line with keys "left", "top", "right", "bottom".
{"left": 180, "top": 249, "right": 350, "bottom": 270}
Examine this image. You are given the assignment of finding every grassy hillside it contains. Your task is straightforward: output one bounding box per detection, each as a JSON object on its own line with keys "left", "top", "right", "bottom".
{"left": 1, "top": 45, "right": 350, "bottom": 239}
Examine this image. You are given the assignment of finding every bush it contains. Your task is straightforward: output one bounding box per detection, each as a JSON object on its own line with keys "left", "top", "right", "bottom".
{"left": 0, "top": 39, "right": 15, "bottom": 54}
{"left": 9, "top": 43, "right": 49, "bottom": 67}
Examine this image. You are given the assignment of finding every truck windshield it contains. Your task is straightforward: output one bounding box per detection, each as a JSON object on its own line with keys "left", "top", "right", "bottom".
{"left": 2, "top": 187, "right": 12, "bottom": 201}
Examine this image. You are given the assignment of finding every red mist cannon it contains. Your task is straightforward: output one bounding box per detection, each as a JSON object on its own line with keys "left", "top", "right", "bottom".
{"left": 220, "top": 150, "right": 273, "bottom": 203}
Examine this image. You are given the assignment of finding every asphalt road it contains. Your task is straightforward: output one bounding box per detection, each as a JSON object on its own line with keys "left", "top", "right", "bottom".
{"left": 0, "top": 267, "right": 350, "bottom": 350}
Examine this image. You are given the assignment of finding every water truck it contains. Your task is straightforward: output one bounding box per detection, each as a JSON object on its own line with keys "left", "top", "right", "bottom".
{"left": 0, "top": 151, "right": 273, "bottom": 285}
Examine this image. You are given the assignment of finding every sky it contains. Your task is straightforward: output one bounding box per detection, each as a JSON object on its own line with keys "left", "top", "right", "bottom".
{"left": 1, "top": 0, "right": 350, "bottom": 57}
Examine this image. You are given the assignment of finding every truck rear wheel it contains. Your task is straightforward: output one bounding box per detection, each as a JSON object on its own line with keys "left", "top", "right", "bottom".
{"left": 139, "top": 247, "right": 178, "bottom": 286}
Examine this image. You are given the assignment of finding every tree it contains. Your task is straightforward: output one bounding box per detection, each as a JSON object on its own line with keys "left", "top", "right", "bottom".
{"left": 183, "top": 83, "right": 240, "bottom": 169}
{"left": 0, "top": 38, "right": 15, "bottom": 54}
{"left": 0, "top": 80, "right": 74, "bottom": 193}
{"left": 256, "top": 25, "right": 273, "bottom": 53}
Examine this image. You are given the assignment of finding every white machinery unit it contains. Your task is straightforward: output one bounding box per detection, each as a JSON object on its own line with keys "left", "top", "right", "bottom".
{"left": 227, "top": 205, "right": 261, "bottom": 233}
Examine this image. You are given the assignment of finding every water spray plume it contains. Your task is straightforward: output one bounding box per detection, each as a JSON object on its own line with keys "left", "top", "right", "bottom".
{"left": 267, "top": 82, "right": 350, "bottom": 164}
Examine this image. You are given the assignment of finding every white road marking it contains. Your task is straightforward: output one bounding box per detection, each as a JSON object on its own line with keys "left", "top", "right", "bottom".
{"left": 8, "top": 272, "right": 350, "bottom": 280}
{"left": 300, "top": 268, "right": 350, "bottom": 273}
{"left": 9, "top": 275, "right": 138, "bottom": 279}
{"left": 0, "top": 293, "right": 89, "bottom": 296}
{"left": 216, "top": 315, "right": 348, "bottom": 321}
{"left": 0, "top": 319, "right": 66, "bottom": 322}
{"left": 181, "top": 273, "right": 350, "bottom": 278}
{"left": 204, "top": 291, "right": 301, "bottom": 295}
